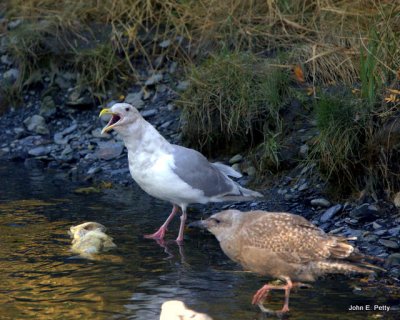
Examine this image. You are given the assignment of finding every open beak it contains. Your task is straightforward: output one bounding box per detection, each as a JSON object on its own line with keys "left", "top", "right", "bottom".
{"left": 99, "top": 108, "right": 122, "bottom": 134}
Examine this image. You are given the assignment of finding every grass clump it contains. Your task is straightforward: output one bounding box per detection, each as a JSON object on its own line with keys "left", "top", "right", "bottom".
{"left": 180, "top": 52, "right": 291, "bottom": 156}
{"left": 309, "top": 87, "right": 400, "bottom": 196}
{"left": 310, "top": 93, "right": 364, "bottom": 189}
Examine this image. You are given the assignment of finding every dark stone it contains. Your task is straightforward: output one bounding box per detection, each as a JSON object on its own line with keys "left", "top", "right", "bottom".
{"left": 349, "top": 203, "right": 379, "bottom": 222}
{"left": 378, "top": 239, "right": 399, "bottom": 249}
{"left": 95, "top": 141, "right": 124, "bottom": 160}
{"left": 386, "top": 253, "right": 400, "bottom": 267}
{"left": 320, "top": 204, "right": 342, "bottom": 223}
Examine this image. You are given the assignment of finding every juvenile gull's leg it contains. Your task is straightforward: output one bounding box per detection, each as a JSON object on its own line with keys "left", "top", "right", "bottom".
{"left": 144, "top": 205, "right": 179, "bottom": 240}
{"left": 176, "top": 205, "right": 187, "bottom": 243}
{"left": 252, "top": 277, "right": 294, "bottom": 313}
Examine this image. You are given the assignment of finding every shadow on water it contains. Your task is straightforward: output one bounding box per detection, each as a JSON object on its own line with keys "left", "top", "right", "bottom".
{"left": 0, "top": 161, "right": 398, "bottom": 319}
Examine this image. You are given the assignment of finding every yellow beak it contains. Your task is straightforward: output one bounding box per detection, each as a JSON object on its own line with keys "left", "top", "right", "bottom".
{"left": 99, "top": 108, "right": 117, "bottom": 134}
{"left": 99, "top": 108, "right": 112, "bottom": 117}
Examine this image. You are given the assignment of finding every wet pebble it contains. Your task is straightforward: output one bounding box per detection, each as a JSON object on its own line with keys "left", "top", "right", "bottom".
{"left": 387, "top": 253, "right": 400, "bottom": 267}
{"left": 141, "top": 109, "right": 158, "bottom": 118}
{"left": 23, "top": 115, "right": 49, "bottom": 135}
{"left": 349, "top": 203, "right": 379, "bottom": 222}
{"left": 378, "top": 239, "right": 399, "bottom": 249}
{"left": 320, "top": 204, "right": 342, "bottom": 222}
{"left": 95, "top": 141, "right": 124, "bottom": 160}
{"left": 311, "top": 198, "right": 331, "bottom": 208}
{"left": 145, "top": 73, "right": 163, "bottom": 86}
{"left": 125, "top": 92, "right": 144, "bottom": 110}
{"left": 388, "top": 226, "right": 400, "bottom": 237}
{"left": 28, "top": 145, "right": 52, "bottom": 156}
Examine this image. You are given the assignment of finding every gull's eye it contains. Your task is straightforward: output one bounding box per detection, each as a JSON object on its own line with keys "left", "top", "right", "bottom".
{"left": 125, "top": 107, "right": 130, "bottom": 112}
{"left": 211, "top": 218, "right": 221, "bottom": 224}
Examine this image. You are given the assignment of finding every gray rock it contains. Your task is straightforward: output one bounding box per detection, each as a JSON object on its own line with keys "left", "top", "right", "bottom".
{"left": 125, "top": 92, "right": 145, "bottom": 110}
{"left": 95, "top": 141, "right": 124, "bottom": 160}
{"left": 60, "top": 145, "right": 73, "bottom": 157}
{"left": 363, "top": 234, "right": 378, "bottom": 242}
{"left": 91, "top": 128, "right": 110, "bottom": 139}
{"left": 320, "top": 204, "right": 342, "bottom": 223}
{"left": 157, "top": 84, "right": 168, "bottom": 93}
{"left": 61, "top": 123, "right": 78, "bottom": 136}
{"left": 40, "top": 96, "right": 56, "bottom": 118}
{"left": 284, "top": 193, "right": 296, "bottom": 201}
{"left": 145, "top": 73, "right": 163, "bottom": 86}
{"left": 3, "top": 68, "right": 20, "bottom": 83}
{"left": 329, "top": 226, "right": 344, "bottom": 234}
{"left": 374, "top": 229, "right": 387, "bottom": 236}
{"left": 298, "top": 182, "right": 308, "bottom": 191}
{"left": 159, "top": 39, "right": 171, "bottom": 48}
{"left": 55, "top": 75, "right": 72, "bottom": 89}
{"left": 299, "top": 144, "right": 309, "bottom": 157}
{"left": 13, "top": 127, "right": 25, "bottom": 136}
{"left": 110, "top": 168, "right": 130, "bottom": 176}
{"left": 349, "top": 203, "right": 379, "bottom": 222}
{"left": 87, "top": 166, "right": 102, "bottom": 175}
{"left": 387, "top": 253, "right": 400, "bottom": 267}
{"left": 245, "top": 166, "right": 256, "bottom": 177}
{"left": 388, "top": 226, "right": 400, "bottom": 237}
{"left": 311, "top": 198, "right": 331, "bottom": 208}
{"left": 28, "top": 145, "right": 52, "bottom": 157}
{"left": 169, "top": 62, "right": 178, "bottom": 74}
{"left": 378, "top": 239, "right": 399, "bottom": 249}
{"left": 229, "top": 154, "right": 243, "bottom": 164}
{"left": 372, "top": 222, "right": 382, "bottom": 229}
{"left": 176, "top": 80, "right": 190, "bottom": 91}
{"left": 344, "top": 228, "right": 363, "bottom": 238}
{"left": 231, "top": 163, "right": 241, "bottom": 174}
{"left": 53, "top": 123, "right": 78, "bottom": 144}
{"left": 140, "top": 109, "right": 157, "bottom": 118}
{"left": 66, "top": 87, "right": 93, "bottom": 107}
{"left": 23, "top": 115, "right": 49, "bottom": 135}
{"left": 160, "top": 120, "right": 172, "bottom": 129}
{"left": 8, "top": 19, "right": 22, "bottom": 29}
{"left": 1, "top": 54, "right": 12, "bottom": 66}
{"left": 53, "top": 133, "right": 69, "bottom": 145}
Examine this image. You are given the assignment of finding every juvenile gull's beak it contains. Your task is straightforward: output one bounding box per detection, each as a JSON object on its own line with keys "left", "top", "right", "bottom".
{"left": 99, "top": 108, "right": 121, "bottom": 134}
{"left": 188, "top": 220, "right": 208, "bottom": 229}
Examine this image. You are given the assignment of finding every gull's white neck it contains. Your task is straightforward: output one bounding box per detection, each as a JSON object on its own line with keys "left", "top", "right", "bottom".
{"left": 116, "top": 117, "right": 171, "bottom": 155}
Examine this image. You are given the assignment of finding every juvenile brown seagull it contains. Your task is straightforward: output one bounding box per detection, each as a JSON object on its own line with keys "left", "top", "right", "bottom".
{"left": 189, "top": 209, "right": 382, "bottom": 314}
{"left": 99, "top": 103, "right": 262, "bottom": 242}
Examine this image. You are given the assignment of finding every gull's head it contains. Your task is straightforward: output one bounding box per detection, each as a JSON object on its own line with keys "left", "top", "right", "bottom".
{"left": 188, "top": 209, "right": 243, "bottom": 241}
{"left": 99, "top": 103, "right": 142, "bottom": 134}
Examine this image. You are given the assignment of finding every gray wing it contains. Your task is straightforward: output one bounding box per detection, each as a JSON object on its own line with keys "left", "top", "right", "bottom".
{"left": 171, "top": 145, "right": 238, "bottom": 197}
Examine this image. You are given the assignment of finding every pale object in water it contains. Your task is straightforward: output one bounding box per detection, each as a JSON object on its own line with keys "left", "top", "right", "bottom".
{"left": 160, "top": 300, "right": 213, "bottom": 320}
{"left": 69, "top": 222, "right": 116, "bottom": 256}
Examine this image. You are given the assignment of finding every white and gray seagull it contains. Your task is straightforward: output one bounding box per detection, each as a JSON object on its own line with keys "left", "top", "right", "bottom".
{"left": 99, "top": 103, "right": 262, "bottom": 242}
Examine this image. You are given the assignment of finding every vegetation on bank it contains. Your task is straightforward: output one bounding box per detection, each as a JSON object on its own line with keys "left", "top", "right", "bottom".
{"left": 1, "top": 0, "right": 399, "bottom": 197}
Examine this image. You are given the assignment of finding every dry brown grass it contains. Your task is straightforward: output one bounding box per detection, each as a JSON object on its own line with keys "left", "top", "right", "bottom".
{"left": 2, "top": 1, "right": 399, "bottom": 90}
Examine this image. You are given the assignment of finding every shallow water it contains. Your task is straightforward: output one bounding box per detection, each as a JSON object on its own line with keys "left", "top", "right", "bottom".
{"left": 0, "top": 161, "right": 398, "bottom": 319}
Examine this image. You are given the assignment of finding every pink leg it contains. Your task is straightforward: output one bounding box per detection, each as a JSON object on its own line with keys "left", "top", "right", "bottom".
{"left": 144, "top": 205, "right": 179, "bottom": 240}
{"left": 252, "top": 277, "right": 294, "bottom": 313}
{"left": 176, "top": 207, "right": 187, "bottom": 243}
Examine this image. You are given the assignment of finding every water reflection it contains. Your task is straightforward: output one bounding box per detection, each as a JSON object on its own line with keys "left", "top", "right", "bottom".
{"left": 0, "top": 161, "right": 398, "bottom": 319}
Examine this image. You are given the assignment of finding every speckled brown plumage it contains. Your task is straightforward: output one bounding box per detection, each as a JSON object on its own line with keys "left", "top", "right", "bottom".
{"left": 190, "top": 209, "right": 382, "bottom": 314}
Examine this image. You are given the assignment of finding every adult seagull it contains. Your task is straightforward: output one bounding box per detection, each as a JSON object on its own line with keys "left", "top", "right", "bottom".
{"left": 99, "top": 103, "right": 262, "bottom": 242}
